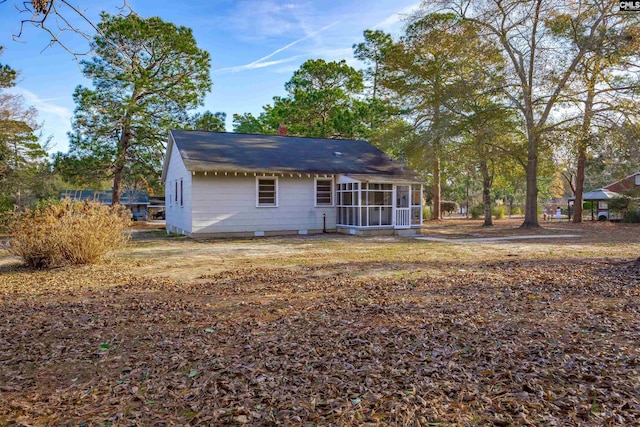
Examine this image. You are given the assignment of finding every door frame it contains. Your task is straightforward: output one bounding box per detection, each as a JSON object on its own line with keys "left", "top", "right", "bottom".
{"left": 394, "top": 184, "right": 411, "bottom": 229}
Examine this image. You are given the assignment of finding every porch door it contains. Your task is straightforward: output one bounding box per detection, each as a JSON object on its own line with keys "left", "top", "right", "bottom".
{"left": 395, "top": 185, "right": 411, "bottom": 229}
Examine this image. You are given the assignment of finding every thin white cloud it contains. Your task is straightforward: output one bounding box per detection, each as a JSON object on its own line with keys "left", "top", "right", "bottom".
{"left": 8, "top": 87, "right": 73, "bottom": 122}
{"left": 256, "top": 21, "right": 339, "bottom": 63}
{"left": 213, "top": 21, "right": 340, "bottom": 74}
{"left": 214, "top": 56, "right": 304, "bottom": 73}
{"left": 6, "top": 87, "right": 73, "bottom": 153}
{"left": 372, "top": 2, "right": 422, "bottom": 31}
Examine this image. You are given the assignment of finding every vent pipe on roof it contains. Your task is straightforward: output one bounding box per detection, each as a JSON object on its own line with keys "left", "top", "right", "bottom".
{"left": 278, "top": 123, "right": 288, "bottom": 136}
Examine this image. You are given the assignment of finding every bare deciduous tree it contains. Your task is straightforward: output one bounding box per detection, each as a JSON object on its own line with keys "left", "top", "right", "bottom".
{"left": 2, "top": 0, "right": 133, "bottom": 56}
{"left": 443, "top": 0, "right": 616, "bottom": 227}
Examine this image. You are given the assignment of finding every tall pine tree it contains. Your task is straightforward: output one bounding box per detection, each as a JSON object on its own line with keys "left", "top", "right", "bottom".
{"left": 66, "top": 13, "right": 211, "bottom": 203}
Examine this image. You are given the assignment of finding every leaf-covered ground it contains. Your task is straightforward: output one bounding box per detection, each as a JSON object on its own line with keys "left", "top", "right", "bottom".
{"left": 1, "top": 220, "right": 639, "bottom": 426}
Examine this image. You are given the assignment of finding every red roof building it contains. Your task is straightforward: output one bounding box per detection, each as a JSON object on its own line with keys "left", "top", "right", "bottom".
{"left": 603, "top": 171, "right": 640, "bottom": 194}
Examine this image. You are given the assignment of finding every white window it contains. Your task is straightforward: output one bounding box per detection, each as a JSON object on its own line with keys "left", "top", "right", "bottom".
{"left": 315, "top": 178, "right": 333, "bottom": 206}
{"left": 256, "top": 177, "right": 278, "bottom": 207}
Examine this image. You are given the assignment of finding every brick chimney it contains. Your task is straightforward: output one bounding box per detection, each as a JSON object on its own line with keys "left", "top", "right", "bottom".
{"left": 277, "top": 123, "right": 288, "bottom": 136}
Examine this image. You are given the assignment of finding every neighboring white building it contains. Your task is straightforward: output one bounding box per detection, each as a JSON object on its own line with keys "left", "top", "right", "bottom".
{"left": 161, "top": 130, "right": 423, "bottom": 238}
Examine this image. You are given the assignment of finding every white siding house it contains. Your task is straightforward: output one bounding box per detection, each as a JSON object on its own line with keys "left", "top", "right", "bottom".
{"left": 161, "top": 130, "right": 423, "bottom": 238}
{"left": 164, "top": 136, "right": 192, "bottom": 234}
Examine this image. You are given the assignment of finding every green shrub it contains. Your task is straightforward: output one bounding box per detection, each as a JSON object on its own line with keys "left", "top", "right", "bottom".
{"left": 622, "top": 200, "right": 640, "bottom": 223}
{"left": 623, "top": 209, "right": 640, "bottom": 223}
{"left": 9, "top": 199, "right": 131, "bottom": 268}
{"left": 609, "top": 196, "right": 631, "bottom": 212}
{"left": 422, "top": 204, "right": 433, "bottom": 220}
{"left": 510, "top": 206, "right": 522, "bottom": 215}
{"left": 0, "top": 193, "right": 13, "bottom": 213}
{"left": 470, "top": 204, "right": 484, "bottom": 219}
{"left": 492, "top": 205, "right": 505, "bottom": 219}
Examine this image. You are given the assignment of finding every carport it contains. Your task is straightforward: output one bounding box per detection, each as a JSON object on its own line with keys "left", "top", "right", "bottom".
{"left": 569, "top": 188, "right": 622, "bottom": 221}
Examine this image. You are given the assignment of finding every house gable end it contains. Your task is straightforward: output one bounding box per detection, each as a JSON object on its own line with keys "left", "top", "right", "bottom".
{"left": 162, "top": 131, "right": 190, "bottom": 183}
{"left": 603, "top": 171, "right": 640, "bottom": 194}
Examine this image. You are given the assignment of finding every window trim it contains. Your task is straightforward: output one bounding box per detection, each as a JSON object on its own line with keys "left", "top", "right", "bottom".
{"left": 179, "top": 179, "right": 183, "bottom": 207}
{"left": 314, "top": 177, "right": 334, "bottom": 207}
{"left": 411, "top": 184, "right": 423, "bottom": 226}
{"left": 336, "top": 182, "right": 361, "bottom": 226}
{"left": 256, "top": 176, "right": 279, "bottom": 207}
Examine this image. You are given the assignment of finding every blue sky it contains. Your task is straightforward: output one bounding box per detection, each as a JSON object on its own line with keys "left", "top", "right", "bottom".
{"left": 0, "top": 0, "right": 420, "bottom": 155}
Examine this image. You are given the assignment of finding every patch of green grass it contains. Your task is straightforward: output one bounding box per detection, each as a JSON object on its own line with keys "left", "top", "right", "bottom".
{"left": 137, "top": 229, "right": 183, "bottom": 239}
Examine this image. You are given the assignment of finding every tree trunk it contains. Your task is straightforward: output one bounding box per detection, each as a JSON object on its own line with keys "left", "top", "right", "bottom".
{"left": 432, "top": 154, "right": 441, "bottom": 220}
{"left": 112, "top": 116, "right": 132, "bottom": 205}
{"left": 480, "top": 157, "right": 493, "bottom": 226}
{"left": 562, "top": 171, "right": 576, "bottom": 196}
{"left": 111, "top": 150, "right": 127, "bottom": 205}
{"left": 521, "top": 134, "right": 539, "bottom": 228}
{"left": 573, "top": 77, "right": 595, "bottom": 224}
{"left": 465, "top": 174, "right": 470, "bottom": 218}
{"left": 573, "top": 147, "right": 586, "bottom": 223}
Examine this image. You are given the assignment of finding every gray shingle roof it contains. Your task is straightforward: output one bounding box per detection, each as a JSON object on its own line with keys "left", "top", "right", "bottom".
{"left": 568, "top": 188, "right": 622, "bottom": 201}
{"left": 60, "top": 190, "right": 150, "bottom": 205}
{"left": 169, "top": 130, "right": 421, "bottom": 181}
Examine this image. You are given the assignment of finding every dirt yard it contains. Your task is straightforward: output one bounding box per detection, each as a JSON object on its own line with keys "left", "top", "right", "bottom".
{"left": 1, "top": 219, "right": 639, "bottom": 425}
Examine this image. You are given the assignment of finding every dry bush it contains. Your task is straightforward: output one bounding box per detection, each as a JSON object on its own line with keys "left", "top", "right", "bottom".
{"left": 9, "top": 199, "right": 131, "bottom": 268}
{"left": 0, "top": 211, "right": 15, "bottom": 234}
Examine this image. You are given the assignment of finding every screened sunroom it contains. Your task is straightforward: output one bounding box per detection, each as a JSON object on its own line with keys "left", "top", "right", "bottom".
{"left": 335, "top": 175, "right": 423, "bottom": 231}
